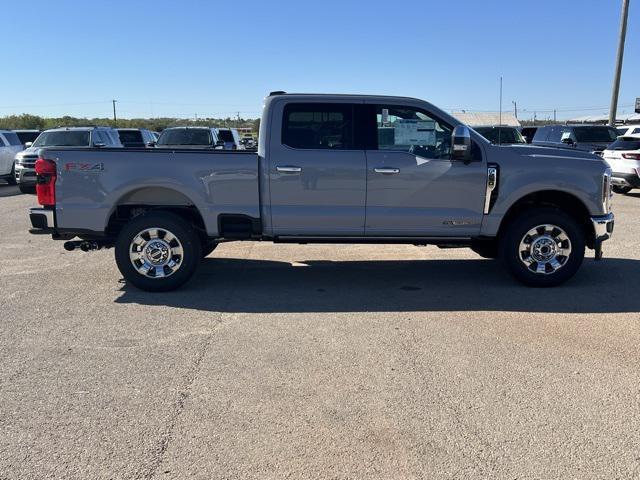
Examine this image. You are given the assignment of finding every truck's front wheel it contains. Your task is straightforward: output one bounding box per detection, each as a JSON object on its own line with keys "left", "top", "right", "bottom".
{"left": 501, "top": 208, "right": 585, "bottom": 287}
{"left": 115, "top": 212, "right": 202, "bottom": 292}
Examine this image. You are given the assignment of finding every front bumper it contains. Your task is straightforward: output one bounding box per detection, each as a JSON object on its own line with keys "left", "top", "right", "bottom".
{"left": 591, "top": 213, "right": 614, "bottom": 261}
{"left": 611, "top": 172, "right": 640, "bottom": 189}
{"left": 29, "top": 207, "right": 55, "bottom": 234}
{"left": 15, "top": 163, "right": 37, "bottom": 185}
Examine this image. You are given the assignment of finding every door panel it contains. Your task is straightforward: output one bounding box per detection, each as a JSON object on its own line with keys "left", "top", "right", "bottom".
{"left": 365, "top": 150, "right": 485, "bottom": 236}
{"left": 268, "top": 102, "right": 366, "bottom": 236}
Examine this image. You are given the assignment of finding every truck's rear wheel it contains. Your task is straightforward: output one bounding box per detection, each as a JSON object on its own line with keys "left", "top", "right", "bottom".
{"left": 500, "top": 208, "right": 585, "bottom": 287}
{"left": 115, "top": 212, "right": 202, "bottom": 292}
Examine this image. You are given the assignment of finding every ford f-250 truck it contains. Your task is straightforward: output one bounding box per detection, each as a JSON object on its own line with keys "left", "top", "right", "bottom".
{"left": 28, "top": 92, "right": 614, "bottom": 291}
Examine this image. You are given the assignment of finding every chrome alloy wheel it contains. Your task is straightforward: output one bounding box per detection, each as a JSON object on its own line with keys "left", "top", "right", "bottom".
{"left": 129, "top": 228, "right": 184, "bottom": 278}
{"left": 518, "top": 224, "right": 572, "bottom": 275}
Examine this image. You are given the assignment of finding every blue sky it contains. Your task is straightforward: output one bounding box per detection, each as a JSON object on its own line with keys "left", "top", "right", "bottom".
{"left": 2, "top": 0, "right": 638, "bottom": 120}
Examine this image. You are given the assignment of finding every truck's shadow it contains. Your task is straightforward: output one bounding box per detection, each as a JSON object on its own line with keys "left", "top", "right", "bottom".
{"left": 116, "top": 257, "right": 640, "bottom": 314}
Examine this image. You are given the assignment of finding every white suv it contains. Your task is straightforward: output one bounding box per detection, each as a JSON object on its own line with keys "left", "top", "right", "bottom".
{"left": 0, "top": 131, "right": 25, "bottom": 185}
{"left": 602, "top": 136, "right": 640, "bottom": 194}
{"left": 15, "top": 126, "right": 122, "bottom": 194}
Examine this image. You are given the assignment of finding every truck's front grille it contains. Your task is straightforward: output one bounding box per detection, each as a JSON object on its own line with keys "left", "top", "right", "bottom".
{"left": 18, "top": 155, "right": 38, "bottom": 168}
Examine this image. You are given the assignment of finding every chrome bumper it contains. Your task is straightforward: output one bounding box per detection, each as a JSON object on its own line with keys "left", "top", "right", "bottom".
{"left": 591, "top": 213, "right": 614, "bottom": 242}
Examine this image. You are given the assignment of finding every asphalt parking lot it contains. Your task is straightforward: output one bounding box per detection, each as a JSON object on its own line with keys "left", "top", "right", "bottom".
{"left": 1, "top": 182, "right": 639, "bottom": 479}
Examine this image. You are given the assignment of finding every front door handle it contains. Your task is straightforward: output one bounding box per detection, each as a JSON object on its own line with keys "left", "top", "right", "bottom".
{"left": 276, "top": 166, "right": 302, "bottom": 173}
{"left": 374, "top": 167, "right": 400, "bottom": 174}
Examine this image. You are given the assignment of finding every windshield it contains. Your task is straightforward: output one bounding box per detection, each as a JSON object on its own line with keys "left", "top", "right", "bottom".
{"left": 475, "top": 127, "right": 525, "bottom": 145}
{"left": 32, "top": 131, "right": 90, "bottom": 147}
{"left": 574, "top": 127, "right": 617, "bottom": 143}
{"left": 157, "top": 128, "right": 212, "bottom": 146}
{"left": 608, "top": 137, "right": 640, "bottom": 151}
{"left": 15, "top": 131, "right": 40, "bottom": 144}
{"left": 217, "top": 130, "right": 234, "bottom": 142}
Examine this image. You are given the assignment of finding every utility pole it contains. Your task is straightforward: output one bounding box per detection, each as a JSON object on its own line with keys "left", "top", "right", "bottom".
{"left": 112, "top": 100, "right": 117, "bottom": 125}
{"left": 498, "top": 76, "right": 503, "bottom": 145}
{"left": 609, "top": 0, "right": 630, "bottom": 126}
{"left": 512, "top": 101, "right": 517, "bottom": 119}
{"left": 553, "top": 109, "right": 557, "bottom": 122}
{"left": 533, "top": 111, "right": 537, "bottom": 125}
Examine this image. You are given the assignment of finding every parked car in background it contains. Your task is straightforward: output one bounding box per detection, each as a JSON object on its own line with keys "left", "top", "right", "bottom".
{"left": 602, "top": 136, "right": 640, "bottom": 194}
{"left": 13, "top": 130, "right": 41, "bottom": 148}
{"left": 15, "top": 126, "right": 122, "bottom": 194}
{"left": 615, "top": 125, "right": 640, "bottom": 137}
{"left": 473, "top": 126, "right": 526, "bottom": 145}
{"left": 216, "top": 128, "right": 244, "bottom": 150}
{"left": 520, "top": 126, "right": 538, "bottom": 144}
{"left": 0, "top": 130, "right": 24, "bottom": 185}
{"left": 155, "top": 127, "right": 224, "bottom": 149}
{"left": 532, "top": 125, "right": 618, "bottom": 155}
{"left": 117, "top": 128, "right": 157, "bottom": 148}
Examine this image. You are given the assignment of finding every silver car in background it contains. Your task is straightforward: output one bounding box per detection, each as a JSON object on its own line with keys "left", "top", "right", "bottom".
{"left": 0, "top": 130, "right": 24, "bottom": 185}
{"left": 15, "top": 126, "right": 122, "bottom": 194}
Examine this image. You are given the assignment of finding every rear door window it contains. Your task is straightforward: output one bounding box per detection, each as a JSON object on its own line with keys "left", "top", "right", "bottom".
{"left": 282, "top": 103, "right": 353, "bottom": 149}
{"left": 118, "top": 130, "right": 143, "bottom": 144}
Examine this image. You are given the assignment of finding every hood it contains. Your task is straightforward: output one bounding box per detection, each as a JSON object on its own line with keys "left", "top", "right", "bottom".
{"left": 15, "top": 146, "right": 39, "bottom": 159}
{"left": 505, "top": 144, "right": 607, "bottom": 163}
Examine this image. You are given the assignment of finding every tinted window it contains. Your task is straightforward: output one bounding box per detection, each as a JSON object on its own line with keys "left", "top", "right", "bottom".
{"left": 118, "top": 130, "right": 143, "bottom": 144}
{"left": 32, "top": 131, "right": 90, "bottom": 147}
{"left": 157, "top": 128, "right": 212, "bottom": 146}
{"left": 15, "top": 131, "right": 40, "bottom": 144}
{"left": 632, "top": 128, "right": 640, "bottom": 135}
{"left": 92, "top": 130, "right": 106, "bottom": 145}
{"left": 474, "top": 127, "right": 525, "bottom": 144}
{"left": 282, "top": 103, "right": 353, "bottom": 149}
{"left": 533, "top": 127, "right": 551, "bottom": 142}
{"left": 608, "top": 137, "right": 640, "bottom": 150}
{"left": 574, "top": 127, "right": 617, "bottom": 143}
{"left": 616, "top": 127, "right": 628, "bottom": 136}
{"left": 217, "top": 130, "right": 234, "bottom": 142}
{"left": 0, "top": 135, "right": 6, "bottom": 147}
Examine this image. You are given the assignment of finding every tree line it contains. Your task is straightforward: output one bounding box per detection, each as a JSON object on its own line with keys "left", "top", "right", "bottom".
{"left": 0, "top": 113, "right": 260, "bottom": 133}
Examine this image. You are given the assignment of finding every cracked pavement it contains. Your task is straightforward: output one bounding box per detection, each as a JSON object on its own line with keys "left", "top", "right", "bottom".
{"left": 1, "top": 183, "right": 640, "bottom": 479}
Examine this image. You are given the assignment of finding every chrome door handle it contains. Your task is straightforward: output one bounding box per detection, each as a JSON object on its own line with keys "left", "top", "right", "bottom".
{"left": 374, "top": 167, "right": 400, "bottom": 174}
{"left": 276, "top": 166, "right": 302, "bottom": 173}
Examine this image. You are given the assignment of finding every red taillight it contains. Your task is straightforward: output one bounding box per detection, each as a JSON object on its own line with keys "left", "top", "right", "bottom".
{"left": 622, "top": 153, "right": 640, "bottom": 160}
{"left": 35, "top": 158, "right": 57, "bottom": 206}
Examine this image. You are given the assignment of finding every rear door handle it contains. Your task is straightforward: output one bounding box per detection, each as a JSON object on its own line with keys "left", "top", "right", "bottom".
{"left": 374, "top": 167, "right": 400, "bottom": 174}
{"left": 276, "top": 166, "right": 302, "bottom": 173}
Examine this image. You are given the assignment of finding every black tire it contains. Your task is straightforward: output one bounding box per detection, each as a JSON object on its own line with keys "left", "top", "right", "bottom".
{"left": 500, "top": 208, "right": 585, "bottom": 287}
{"left": 202, "top": 241, "right": 218, "bottom": 258}
{"left": 6, "top": 165, "right": 17, "bottom": 185}
{"left": 470, "top": 240, "right": 499, "bottom": 259}
{"left": 612, "top": 185, "right": 632, "bottom": 195}
{"left": 19, "top": 184, "right": 36, "bottom": 194}
{"left": 115, "top": 211, "right": 202, "bottom": 292}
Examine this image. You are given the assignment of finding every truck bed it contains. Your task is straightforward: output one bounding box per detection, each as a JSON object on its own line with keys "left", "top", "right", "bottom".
{"left": 45, "top": 147, "right": 260, "bottom": 237}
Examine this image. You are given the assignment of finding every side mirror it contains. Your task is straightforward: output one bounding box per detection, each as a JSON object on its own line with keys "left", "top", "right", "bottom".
{"left": 25, "top": 142, "right": 33, "bottom": 148}
{"left": 93, "top": 142, "right": 106, "bottom": 148}
{"left": 215, "top": 140, "right": 226, "bottom": 149}
{"left": 146, "top": 141, "right": 156, "bottom": 147}
{"left": 451, "top": 125, "right": 472, "bottom": 163}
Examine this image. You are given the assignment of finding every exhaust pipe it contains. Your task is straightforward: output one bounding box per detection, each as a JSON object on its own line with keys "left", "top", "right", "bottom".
{"left": 63, "top": 241, "right": 104, "bottom": 252}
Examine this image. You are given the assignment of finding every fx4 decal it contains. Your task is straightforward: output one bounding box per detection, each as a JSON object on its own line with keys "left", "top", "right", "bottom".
{"left": 64, "top": 162, "right": 104, "bottom": 172}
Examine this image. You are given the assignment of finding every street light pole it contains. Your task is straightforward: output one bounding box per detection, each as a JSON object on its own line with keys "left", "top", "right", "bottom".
{"left": 112, "top": 100, "right": 117, "bottom": 125}
{"left": 608, "top": 0, "right": 630, "bottom": 126}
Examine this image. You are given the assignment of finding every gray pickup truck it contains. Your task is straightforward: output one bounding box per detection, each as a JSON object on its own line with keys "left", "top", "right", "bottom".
{"left": 28, "top": 92, "right": 614, "bottom": 291}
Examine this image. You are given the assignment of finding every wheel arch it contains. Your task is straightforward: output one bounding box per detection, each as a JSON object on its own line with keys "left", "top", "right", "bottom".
{"left": 497, "top": 190, "right": 595, "bottom": 247}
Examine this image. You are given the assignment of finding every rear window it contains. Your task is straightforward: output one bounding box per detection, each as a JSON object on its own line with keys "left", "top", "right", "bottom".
{"left": 15, "top": 131, "right": 40, "bottom": 144}
{"left": 2, "top": 131, "right": 23, "bottom": 146}
{"left": 616, "top": 127, "right": 628, "bottom": 136}
{"left": 118, "top": 130, "right": 143, "bottom": 144}
{"left": 217, "top": 130, "right": 234, "bottom": 142}
{"left": 608, "top": 137, "right": 640, "bottom": 150}
{"left": 574, "top": 127, "right": 617, "bottom": 143}
{"left": 157, "top": 128, "right": 212, "bottom": 146}
{"left": 32, "top": 131, "right": 90, "bottom": 147}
